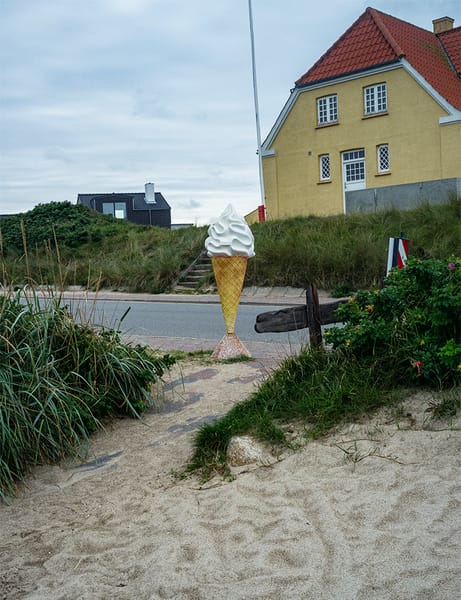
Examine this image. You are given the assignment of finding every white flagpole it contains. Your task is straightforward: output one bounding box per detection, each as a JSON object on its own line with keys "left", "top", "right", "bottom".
{"left": 248, "top": 0, "right": 266, "bottom": 221}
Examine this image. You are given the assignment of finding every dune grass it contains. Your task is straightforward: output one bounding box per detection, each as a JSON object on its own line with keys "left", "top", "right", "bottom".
{"left": 1, "top": 199, "right": 461, "bottom": 292}
{"left": 186, "top": 348, "right": 401, "bottom": 480}
{"left": 0, "top": 287, "right": 175, "bottom": 500}
{"left": 247, "top": 199, "right": 461, "bottom": 290}
{"left": 0, "top": 202, "right": 208, "bottom": 292}
{"left": 187, "top": 348, "right": 460, "bottom": 482}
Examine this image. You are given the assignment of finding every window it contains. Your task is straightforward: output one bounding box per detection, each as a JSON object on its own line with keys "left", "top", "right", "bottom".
{"left": 319, "top": 154, "right": 331, "bottom": 180}
{"left": 317, "top": 94, "right": 338, "bottom": 125}
{"left": 102, "top": 201, "right": 127, "bottom": 219}
{"left": 364, "top": 83, "right": 387, "bottom": 115}
{"left": 377, "top": 144, "right": 390, "bottom": 172}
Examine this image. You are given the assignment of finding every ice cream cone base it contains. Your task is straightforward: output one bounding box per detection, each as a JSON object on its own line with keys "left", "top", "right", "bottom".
{"left": 211, "top": 333, "right": 252, "bottom": 360}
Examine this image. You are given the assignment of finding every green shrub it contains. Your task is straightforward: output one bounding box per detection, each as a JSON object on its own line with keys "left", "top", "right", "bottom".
{"left": 325, "top": 257, "right": 461, "bottom": 388}
{"left": 0, "top": 202, "right": 107, "bottom": 252}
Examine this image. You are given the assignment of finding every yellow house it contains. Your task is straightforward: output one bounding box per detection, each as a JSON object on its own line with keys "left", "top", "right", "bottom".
{"left": 261, "top": 8, "right": 461, "bottom": 219}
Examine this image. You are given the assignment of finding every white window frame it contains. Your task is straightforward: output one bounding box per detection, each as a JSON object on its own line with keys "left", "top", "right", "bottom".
{"left": 342, "top": 149, "right": 366, "bottom": 185}
{"left": 317, "top": 94, "right": 338, "bottom": 125}
{"left": 319, "top": 154, "right": 331, "bottom": 181}
{"left": 377, "top": 144, "right": 390, "bottom": 173}
{"left": 364, "top": 83, "right": 387, "bottom": 115}
{"left": 102, "top": 201, "right": 127, "bottom": 219}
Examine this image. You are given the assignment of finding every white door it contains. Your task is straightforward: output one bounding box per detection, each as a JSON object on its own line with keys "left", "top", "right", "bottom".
{"left": 342, "top": 149, "right": 366, "bottom": 211}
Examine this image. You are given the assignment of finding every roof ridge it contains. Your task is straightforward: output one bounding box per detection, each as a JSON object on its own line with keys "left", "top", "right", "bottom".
{"left": 370, "top": 6, "right": 440, "bottom": 36}
{"left": 368, "top": 7, "right": 404, "bottom": 57}
{"left": 295, "top": 7, "right": 406, "bottom": 87}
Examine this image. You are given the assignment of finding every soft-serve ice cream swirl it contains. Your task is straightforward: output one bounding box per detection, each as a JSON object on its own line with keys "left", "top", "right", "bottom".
{"left": 205, "top": 204, "right": 255, "bottom": 258}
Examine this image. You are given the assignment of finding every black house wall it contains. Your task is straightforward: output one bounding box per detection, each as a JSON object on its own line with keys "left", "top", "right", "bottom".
{"left": 90, "top": 196, "right": 171, "bottom": 228}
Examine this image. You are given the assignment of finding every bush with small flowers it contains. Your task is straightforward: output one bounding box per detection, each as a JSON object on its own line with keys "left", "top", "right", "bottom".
{"left": 325, "top": 257, "right": 461, "bottom": 388}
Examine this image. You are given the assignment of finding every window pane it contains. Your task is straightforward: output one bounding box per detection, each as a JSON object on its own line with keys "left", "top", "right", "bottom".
{"left": 377, "top": 84, "right": 387, "bottom": 111}
{"left": 344, "top": 149, "right": 364, "bottom": 162}
{"left": 364, "top": 84, "right": 387, "bottom": 114}
{"left": 345, "top": 160, "right": 365, "bottom": 182}
{"left": 378, "top": 144, "right": 390, "bottom": 171}
{"left": 320, "top": 154, "right": 330, "bottom": 180}
{"left": 114, "top": 202, "right": 127, "bottom": 219}
{"left": 329, "top": 95, "right": 337, "bottom": 121}
{"left": 102, "top": 203, "right": 114, "bottom": 216}
{"left": 317, "top": 95, "right": 337, "bottom": 124}
{"left": 365, "top": 87, "right": 374, "bottom": 114}
{"left": 318, "top": 98, "right": 327, "bottom": 123}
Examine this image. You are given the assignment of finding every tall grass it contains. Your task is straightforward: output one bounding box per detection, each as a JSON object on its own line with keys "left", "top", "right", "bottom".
{"left": 0, "top": 288, "right": 175, "bottom": 500}
{"left": 2, "top": 200, "right": 460, "bottom": 292}
{"left": 248, "top": 200, "right": 461, "bottom": 289}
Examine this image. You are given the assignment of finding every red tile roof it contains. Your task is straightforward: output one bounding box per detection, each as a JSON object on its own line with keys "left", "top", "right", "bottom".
{"left": 295, "top": 7, "right": 461, "bottom": 111}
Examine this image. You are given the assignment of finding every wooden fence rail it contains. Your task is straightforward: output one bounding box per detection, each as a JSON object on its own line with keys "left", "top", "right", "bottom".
{"left": 254, "top": 284, "right": 348, "bottom": 348}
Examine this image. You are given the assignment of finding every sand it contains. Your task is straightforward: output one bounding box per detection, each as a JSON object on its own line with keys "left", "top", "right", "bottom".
{"left": 1, "top": 357, "right": 460, "bottom": 600}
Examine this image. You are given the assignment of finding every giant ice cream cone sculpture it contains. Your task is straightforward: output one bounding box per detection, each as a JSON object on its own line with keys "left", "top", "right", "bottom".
{"left": 205, "top": 205, "right": 255, "bottom": 360}
{"left": 211, "top": 255, "right": 247, "bottom": 333}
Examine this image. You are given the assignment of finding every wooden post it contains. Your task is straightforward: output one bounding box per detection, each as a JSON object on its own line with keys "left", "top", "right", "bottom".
{"left": 306, "top": 284, "right": 323, "bottom": 348}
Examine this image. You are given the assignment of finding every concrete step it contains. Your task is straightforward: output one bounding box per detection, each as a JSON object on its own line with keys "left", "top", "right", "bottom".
{"left": 185, "top": 273, "right": 210, "bottom": 280}
{"left": 172, "top": 252, "right": 214, "bottom": 291}
{"left": 175, "top": 284, "right": 197, "bottom": 290}
{"left": 190, "top": 269, "right": 211, "bottom": 275}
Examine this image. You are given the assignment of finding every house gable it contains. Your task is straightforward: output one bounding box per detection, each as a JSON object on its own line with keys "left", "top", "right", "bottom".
{"left": 263, "top": 7, "right": 461, "bottom": 154}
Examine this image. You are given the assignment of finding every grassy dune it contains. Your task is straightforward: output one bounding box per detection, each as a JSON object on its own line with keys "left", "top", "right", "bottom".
{"left": 1, "top": 199, "right": 460, "bottom": 292}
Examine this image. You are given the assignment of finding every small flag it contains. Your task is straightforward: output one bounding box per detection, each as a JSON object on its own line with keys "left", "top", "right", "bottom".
{"left": 386, "top": 233, "right": 409, "bottom": 275}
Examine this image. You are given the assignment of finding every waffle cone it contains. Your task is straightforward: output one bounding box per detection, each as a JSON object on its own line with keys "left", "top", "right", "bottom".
{"left": 212, "top": 256, "right": 248, "bottom": 333}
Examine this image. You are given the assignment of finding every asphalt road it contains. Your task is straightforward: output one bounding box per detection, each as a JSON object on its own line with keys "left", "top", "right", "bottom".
{"left": 67, "top": 298, "right": 312, "bottom": 346}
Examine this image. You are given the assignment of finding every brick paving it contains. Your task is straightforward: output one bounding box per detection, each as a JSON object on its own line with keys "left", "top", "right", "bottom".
{"left": 124, "top": 333, "right": 304, "bottom": 369}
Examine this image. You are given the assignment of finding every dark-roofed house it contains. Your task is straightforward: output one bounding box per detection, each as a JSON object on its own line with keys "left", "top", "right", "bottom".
{"left": 77, "top": 182, "right": 171, "bottom": 228}
{"left": 261, "top": 8, "right": 461, "bottom": 218}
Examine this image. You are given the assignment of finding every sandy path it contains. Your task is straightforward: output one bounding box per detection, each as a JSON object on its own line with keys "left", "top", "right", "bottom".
{"left": 1, "top": 359, "right": 460, "bottom": 600}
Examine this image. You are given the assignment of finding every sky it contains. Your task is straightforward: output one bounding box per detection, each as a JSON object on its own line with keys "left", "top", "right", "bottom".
{"left": 1, "top": 0, "right": 460, "bottom": 225}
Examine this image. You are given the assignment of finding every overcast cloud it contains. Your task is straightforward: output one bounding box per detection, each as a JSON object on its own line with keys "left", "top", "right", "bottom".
{"left": 1, "top": 0, "right": 460, "bottom": 224}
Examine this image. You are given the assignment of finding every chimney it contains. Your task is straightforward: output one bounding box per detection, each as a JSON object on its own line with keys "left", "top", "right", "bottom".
{"left": 432, "top": 16, "right": 454, "bottom": 34}
{"left": 145, "top": 182, "right": 156, "bottom": 204}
